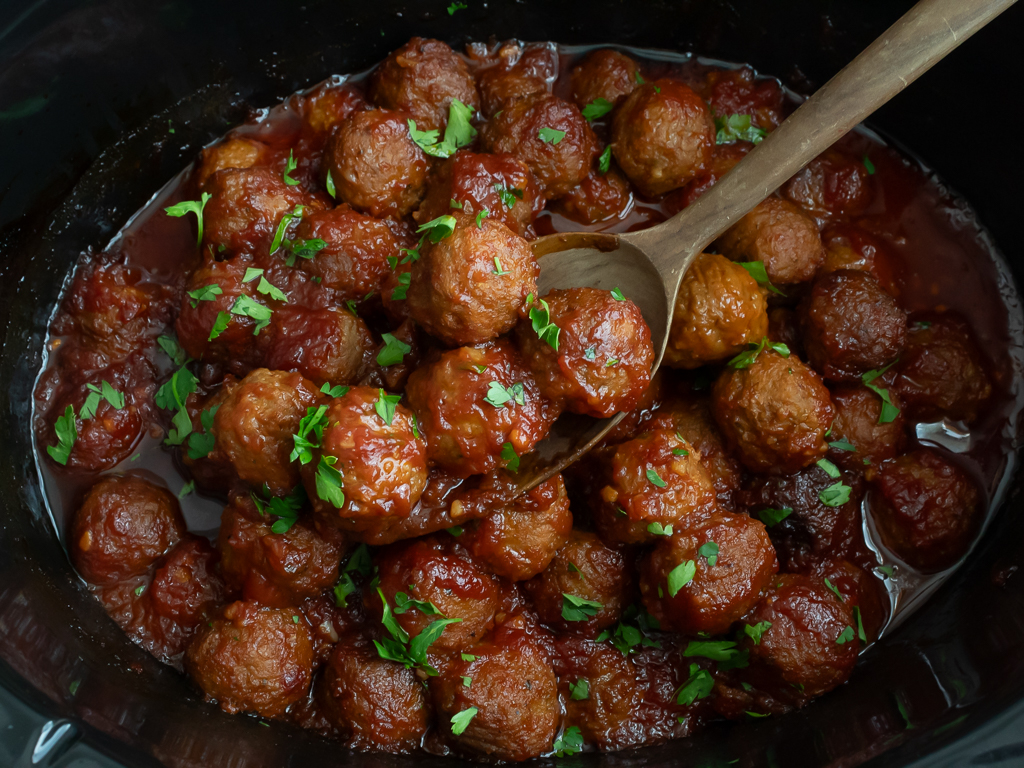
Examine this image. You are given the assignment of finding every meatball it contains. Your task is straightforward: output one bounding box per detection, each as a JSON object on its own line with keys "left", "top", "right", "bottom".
{"left": 324, "top": 108, "right": 429, "bottom": 218}
{"left": 70, "top": 474, "right": 185, "bottom": 586}
{"left": 767, "top": 306, "right": 802, "bottom": 353}
{"left": 195, "top": 137, "right": 270, "bottom": 188}
{"left": 405, "top": 340, "right": 558, "bottom": 477}
{"left": 639, "top": 511, "right": 778, "bottom": 635}
{"left": 462, "top": 473, "right": 573, "bottom": 581}
{"left": 481, "top": 93, "right": 598, "bottom": 198}
{"left": 782, "top": 148, "right": 874, "bottom": 220}
{"left": 405, "top": 212, "right": 537, "bottom": 346}
{"left": 712, "top": 347, "right": 834, "bottom": 474}
{"left": 369, "top": 536, "right": 500, "bottom": 650}
{"left": 799, "top": 270, "right": 906, "bottom": 381}
{"left": 304, "top": 386, "right": 427, "bottom": 522}
{"left": 665, "top": 252, "right": 769, "bottom": 369}
{"left": 716, "top": 196, "right": 825, "bottom": 285}
{"left": 300, "top": 82, "right": 367, "bottom": 143}
{"left": 515, "top": 287, "right": 653, "bottom": 418}
{"left": 368, "top": 37, "right": 480, "bottom": 133}
{"left": 263, "top": 306, "right": 374, "bottom": 388}
{"left": 550, "top": 166, "right": 634, "bottom": 225}
{"left": 429, "top": 615, "right": 559, "bottom": 762}
{"left": 820, "top": 224, "right": 901, "bottom": 295}
{"left": 869, "top": 448, "right": 982, "bottom": 571}
{"left": 209, "top": 368, "right": 322, "bottom": 494}
{"left": 317, "top": 640, "right": 429, "bottom": 753}
{"left": 894, "top": 313, "right": 992, "bottom": 423}
{"left": 476, "top": 42, "right": 557, "bottom": 117}
{"left": 523, "top": 530, "right": 632, "bottom": 634}
{"left": 569, "top": 49, "right": 639, "bottom": 110}
{"left": 826, "top": 384, "right": 906, "bottom": 473}
{"left": 185, "top": 601, "right": 315, "bottom": 718}
{"left": 701, "top": 67, "right": 784, "bottom": 132}
{"left": 611, "top": 79, "right": 715, "bottom": 196}
{"left": 594, "top": 430, "right": 718, "bottom": 545}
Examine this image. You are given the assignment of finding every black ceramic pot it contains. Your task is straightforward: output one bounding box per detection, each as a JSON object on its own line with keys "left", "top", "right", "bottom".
{"left": 2, "top": 1, "right": 1023, "bottom": 766}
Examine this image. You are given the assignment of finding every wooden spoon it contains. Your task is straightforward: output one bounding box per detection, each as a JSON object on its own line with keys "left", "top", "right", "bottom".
{"left": 516, "top": 0, "right": 1016, "bottom": 492}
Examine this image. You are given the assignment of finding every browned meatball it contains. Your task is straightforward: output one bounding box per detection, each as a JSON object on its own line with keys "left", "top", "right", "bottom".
{"left": 300, "top": 82, "right": 367, "bottom": 143}
{"left": 515, "top": 287, "right": 653, "bottom": 418}
{"left": 209, "top": 368, "right": 322, "bottom": 494}
{"left": 263, "top": 306, "right": 374, "bottom": 388}
{"left": 524, "top": 530, "right": 632, "bottom": 634}
{"left": 317, "top": 640, "right": 429, "bottom": 753}
{"left": 71, "top": 475, "right": 185, "bottom": 586}
{"left": 430, "top": 615, "right": 559, "bottom": 762}
{"left": 405, "top": 212, "right": 537, "bottom": 346}
{"left": 820, "top": 224, "right": 902, "bottom": 296}
{"left": 324, "top": 108, "right": 429, "bottom": 218}
{"left": 640, "top": 511, "right": 778, "bottom": 635}
{"left": 405, "top": 340, "right": 558, "bottom": 477}
{"left": 569, "top": 49, "right": 639, "bottom": 110}
{"left": 894, "top": 313, "right": 992, "bottom": 423}
{"left": 869, "top": 449, "right": 982, "bottom": 571}
{"left": 827, "top": 384, "right": 906, "bottom": 473}
{"left": 665, "top": 252, "right": 769, "bottom": 369}
{"left": 712, "top": 348, "right": 834, "bottom": 474}
{"left": 550, "top": 166, "right": 634, "bottom": 225}
{"left": 185, "top": 601, "right": 315, "bottom": 718}
{"left": 594, "top": 430, "right": 718, "bottom": 545}
{"left": 462, "top": 474, "right": 572, "bottom": 581}
{"left": 799, "top": 270, "right": 907, "bottom": 381}
{"left": 701, "top": 66, "right": 784, "bottom": 132}
{"left": 611, "top": 79, "right": 715, "bottom": 196}
{"left": 716, "top": 196, "right": 825, "bottom": 285}
{"left": 782, "top": 148, "right": 874, "bottom": 220}
{"left": 195, "top": 137, "right": 270, "bottom": 188}
{"left": 482, "top": 93, "right": 598, "bottom": 198}
{"left": 811, "top": 558, "right": 889, "bottom": 643}
{"left": 368, "top": 37, "right": 480, "bottom": 132}
{"left": 369, "top": 536, "right": 500, "bottom": 650}
{"left": 476, "top": 42, "right": 557, "bottom": 117}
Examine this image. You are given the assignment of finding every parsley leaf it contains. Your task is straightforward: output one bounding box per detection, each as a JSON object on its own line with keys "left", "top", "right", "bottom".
{"left": 484, "top": 381, "right": 525, "bottom": 408}
{"left": 569, "top": 679, "right": 590, "bottom": 700}
{"left": 862, "top": 362, "right": 901, "bottom": 424}
{"left": 493, "top": 184, "right": 523, "bottom": 209}
{"left": 391, "top": 272, "right": 411, "bottom": 301}
{"left": 450, "top": 707, "right": 477, "bottom": 735}
{"left": 836, "top": 625, "right": 856, "bottom": 645}
{"left": 447, "top": 1, "right": 467, "bottom": 15}
{"left": 325, "top": 169, "right": 336, "bottom": 199}
{"left": 736, "top": 260, "right": 785, "bottom": 296}
{"left": 208, "top": 311, "right": 231, "bottom": 341}
{"left": 817, "top": 458, "right": 841, "bottom": 478}
{"left": 646, "top": 468, "right": 667, "bottom": 488}
{"left": 676, "top": 663, "right": 714, "bottom": 705}
{"left": 373, "top": 588, "right": 462, "bottom": 676}
{"left": 714, "top": 112, "right": 767, "bottom": 145}
{"left": 684, "top": 640, "right": 742, "bottom": 662}
{"left": 321, "top": 383, "right": 350, "bottom": 398}
{"left": 79, "top": 381, "right": 125, "bottom": 419}
{"left": 863, "top": 155, "right": 876, "bottom": 175}
{"left": 501, "top": 441, "right": 520, "bottom": 473}
{"left": 155, "top": 366, "right": 199, "bottom": 446}
{"left": 377, "top": 333, "right": 412, "bottom": 367}
{"left": 667, "top": 560, "right": 696, "bottom": 597}
{"left": 538, "top": 127, "right": 566, "bottom": 144}
{"left": 186, "top": 404, "right": 219, "bottom": 460}
{"left": 229, "top": 295, "right": 273, "bottom": 335}
{"left": 416, "top": 214, "right": 457, "bottom": 243}
{"left": 157, "top": 334, "right": 188, "bottom": 367}
{"left": 270, "top": 204, "right": 305, "bottom": 255}
{"left": 46, "top": 405, "right": 77, "bottom": 465}
{"left": 251, "top": 484, "right": 306, "bottom": 534}
{"left": 744, "top": 620, "right": 772, "bottom": 644}
{"left": 698, "top": 541, "right": 719, "bottom": 567}
{"left": 728, "top": 337, "right": 790, "bottom": 369}
{"left": 597, "top": 145, "right": 612, "bottom": 174}
{"left": 407, "top": 100, "right": 477, "bottom": 158}
{"left": 582, "top": 97, "right": 614, "bottom": 122}
{"left": 819, "top": 481, "right": 852, "bottom": 507}
{"left": 824, "top": 578, "right": 845, "bottom": 602}
{"left": 282, "top": 149, "right": 300, "bottom": 186}
{"left": 757, "top": 507, "right": 793, "bottom": 527}
{"left": 315, "top": 454, "right": 346, "bottom": 509}
{"left": 291, "top": 404, "right": 329, "bottom": 465}
{"left": 187, "top": 283, "right": 222, "bottom": 308}
{"left": 647, "top": 522, "right": 673, "bottom": 536}
{"left": 374, "top": 389, "right": 402, "bottom": 425}
{"left": 492, "top": 257, "right": 509, "bottom": 276}
{"left": 829, "top": 439, "right": 857, "bottom": 452}
{"left": 256, "top": 276, "right": 288, "bottom": 303}
{"left": 553, "top": 726, "right": 583, "bottom": 757}
{"left": 562, "top": 593, "right": 603, "bottom": 622}
{"left": 528, "top": 298, "right": 560, "bottom": 350}
{"left": 165, "top": 192, "right": 212, "bottom": 246}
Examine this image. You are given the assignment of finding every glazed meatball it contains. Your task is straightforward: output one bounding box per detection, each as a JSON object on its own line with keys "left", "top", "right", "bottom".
{"left": 812, "top": 558, "right": 889, "bottom": 643}
{"left": 782, "top": 148, "right": 874, "bottom": 220}
{"left": 369, "top": 536, "right": 500, "bottom": 650}
{"left": 515, "top": 287, "right": 653, "bottom": 418}
{"left": 195, "top": 137, "right": 270, "bottom": 188}
{"left": 71, "top": 475, "right": 185, "bottom": 586}
{"left": 324, "top": 108, "right": 429, "bottom": 218}
{"left": 368, "top": 37, "right": 480, "bottom": 132}
{"left": 300, "top": 82, "right": 367, "bottom": 143}
{"left": 741, "top": 574, "right": 859, "bottom": 697}
{"left": 820, "top": 224, "right": 901, "bottom": 295}
{"left": 594, "top": 430, "right": 718, "bottom": 545}
{"left": 462, "top": 474, "right": 572, "bottom": 581}
{"left": 550, "top": 166, "right": 634, "bottom": 225}
{"left": 304, "top": 386, "right": 427, "bottom": 523}
{"left": 894, "top": 313, "right": 992, "bottom": 423}
{"left": 185, "top": 601, "right": 315, "bottom": 718}
{"left": 209, "top": 368, "right": 322, "bottom": 494}
{"left": 640, "top": 511, "right": 778, "bottom": 635}
{"left": 405, "top": 212, "right": 537, "bottom": 346}
{"left": 405, "top": 340, "right": 558, "bottom": 477}
{"left": 716, "top": 196, "right": 825, "bottom": 285}
{"left": 430, "top": 616, "right": 559, "bottom": 762}
{"left": 665, "top": 252, "right": 769, "bottom": 369}
{"left": 524, "top": 530, "right": 632, "bottom": 634}
{"left": 569, "top": 49, "right": 639, "bottom": 110}
{"left": 263, "top": 306, "right": 374, "bottom": 387}
{"left": 482, "top": 93, "right": 598, "bottom": 198}
{"left": 826, "top": 384, "right": 906, "bottom": 473}
{"left": 476, "top": 42, "right": 557, "bottom": 117}
{"left": 869, "top": 449, "right": 982, "bottom": 571}
{"left": 701, "top": 67, "right": 784, "bottom": 132}
{"left": 712, "top": 347, "right": 834, "bottom": 473}
{"left": 318, "top": 640, "right": 429, "bottom": 753}
{"left": 799, "top": 270, "right": 906, "bottom": 381}
{"left": 611, "top": 79, "right": 715, "bottom": 196}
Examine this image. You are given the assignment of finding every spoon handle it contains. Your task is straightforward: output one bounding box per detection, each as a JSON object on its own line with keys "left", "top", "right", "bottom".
{"left": 633, "top": 0, "right": 1016, "bottom": 287}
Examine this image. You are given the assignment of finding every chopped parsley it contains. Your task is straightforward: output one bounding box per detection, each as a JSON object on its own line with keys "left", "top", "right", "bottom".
{"left": 835, "top": 625, "right": 856, "bottom": 645}
{"left": 676, "top": 663, "right": 714, "bottom": 706}
{"left": 291, "top": 405, "right": 329, "bottom": 465}
{"left": 817, "top": 458, "right": 841, "bottom": 478}
{"left": 743, "top": 620, "right": 772, "bottom": 644}
{"left": 728, "top": 337, "right": 790, "bottom": 369}
{"left": 552, "top": 726, "right": 584, "bottom": 757}
{"left": 270, "top": 204, "right": 305, "bottom": 254}
{"left": 714, "top": 112, "right": 767, "bottom": 145}
{"left": 698, "top": 541, "right": 719, "bottom": 567}
{"left": 474, "top": 209, "right": 489, "bottom": 228}
{"left": 407, "top": 99, "right": 476, "bottom": 159}
{"left": 282, "top": 150, "right": 300, "bottom": 186}
{"left": 757, "top": 507, "right": 793, "bottom": 527}
{"left": 165, "top": 192, "right": 212, "bottom": 246}
{"left": 494, "top": 184, "right": 523, "bottom": 209}
{"left": 829, "top": 439, "right": 857, "bottom": 452}
{"left": 155, "top": 365, "right": 199, "bottom": 446}
{"left": 824, "top": 578, "right": 845, "bottom": 602}
{"left": 597, "top": 145, "right": 612, "bottom": 174}
{"left": 863, "top": 155, "right": 876, "bottom": 175}
{"left": 819, "top": 481, "right": 852, "bottom": 507}
{"left": 667, "top": 560, "right": 696, "bottom": 597}
{"left": 610, "top": 286, "right": 625, "bottom": 301}
{"left": 377, "top": 333, "right": 412, "bottom": 367}
{"left": 862, "top": 362, "right": 901, "bottom": 424}
{"left": 736, "top": 260, "right": 784, "bottom": 295}
{"left": 46, "top": 405, "right": 77, "bottom": 465}
{"left": 251, "top": 484, "right": 306, "bottom": 534}
{"left": 325, "top": 169, "right": 336, "bottom": 198}
{"left": 582, "top": 97, "right": 614, "bottom": 122}
{"left": 501, "top": 441, "right": 520, "bottom": 473}
{"left": 208, "top": 311, "right": 231, "bottom": 341}
{"left": 646, "top": 468, "right": 667, "bottom": 488}
{"left": 374, "top": 389, "right": 402, "bottom": 425}
{"left": 447, "top": 1, "right": 467, "bottom": 15}
{"left": 256, "top": 276, "right": 288, "bottom": 303}
{"left": 229, "top": 295, "right": 273, "bottom": 335}
{"left": 391, "top": 272, "right": 411, "bottom": 301}
{"left": 561, "top": 593, "right": 603, "bottom": 622}
{"left": 492, "top": 257, "right": 509, "bottom": 276}
{"left": 187, "top": 405, "right": 219, "bottom": 460}
{"left": 538, "top": 127, "right": 566, "bottom": 144}
{"left": 528, "top": 297, "right": 560, "bottom": 350}
{"left": 157, "top": 334, "right": 188, "bottom": 367}
{"left": 315, "top": 455, "right": 346, "bottom": 509}
{"left": 187, "top": 283, "right": 222, "bottom": 308}
{"left": 333, "top": 544, "right": 372, "bottom": 607}
{"left": 647, "top": 522, "right": 673, "bottom": 536}
{"left": 569, "top": 678, "right": 590, "bottom": 700}
{"left": 416, "top": 214, "right": 457, "bottom": 243}
{"left": 321, "top": 383, "right": 350, "bottom": 398}
{"left": 79, "top": 381, "right": 125, "bottom": 419}
{"left": 374, "top": 588, "right": 462, "bottom": 676}
{"left": 484, "top": 381, "right": 525, "bottom": 408}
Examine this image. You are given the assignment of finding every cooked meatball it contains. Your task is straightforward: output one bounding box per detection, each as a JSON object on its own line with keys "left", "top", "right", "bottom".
{"left": 462, "top": 474, "right": 572, "bottom": 581}
{"left": 209, "top": 368, "right": 322, "bottom": 494}
{"left": 430, "top": 615, "right": 559, "bottom": 762}
{"left": 894, "top": 313, "right": 992, "bottom": 423}
{"left": 369, "top": 536, "right": 500, "bottom": 650}
{"left": 550, "top": 166, "right": 634, "bottom": 225}
{"left": 324, "top": 108, "right": 429, "bottom": 218}
{"left": 482, "top": 93, "right": 598, "bottom": 198}
{"left": 368, "top": 37, "right": 480, "bottom": 132}
{"left": 665, "top": 252, "right": 768, "bottom": 369}
{"left": 263, "top": 306, "right": 374, "bottom": 388}
{"left": 405, "top": 212, "right": 537, "bottom": 346}
{"left": 712, "top": 348, "right": 834, "bottom": 473}
{"left": 716, "top": 196, "right": 825, "bottom": 285}
{"left": 595, "top": 430, "right": 718, "bottom": 545}
{"left": 869, "top": 449, "right": 982, "bottom": 571}
{"left": 300, "top": 82, "right": 367, "bottom": 142}
{"left": 405, "top": 340, "right": 558, "bottom": 477}
{"left": 826, "top": 384, "right": 906, "bottom": 473}
{"left": 185, "top": 601, "right": 315, "bottom": 718}
{"left": 799, "top": 270, "right": 906, "bottom": 381}
{"left": 514, "top": 287, "right": 653, "bottom": 418}
{"left": 524, "top": 529, "right": 632, "bottom": 634}
{"left": 611, "top": 79, "right": 715, "bottom": 196}
{"left": 476, "top": 42, "right": 557, "bottom": 117}
{"left": 701, "top": 67, "right": 784, "bottom": 131}
{"left": 640, "top": 511, "right": 778, "bottom": 635}
{"left": 820, "top": 224, "right": 901, "bottom": 296}
{"left": 195, "top": 137, "right": 271, "bottom": 189}
{"left": 782, "top": 148, "right": 874, "bottom": 220}
{"left": 811, "top": 558, "right": 889, "bottom": 643}
{"left": 569, "top": 49, "right": 639, "bottom": 110}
